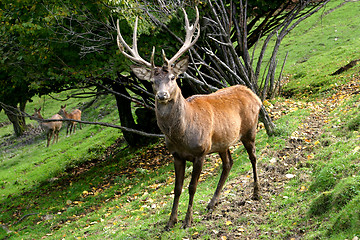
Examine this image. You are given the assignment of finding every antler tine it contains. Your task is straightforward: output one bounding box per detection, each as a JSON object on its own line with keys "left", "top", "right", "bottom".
{"left": 116, "top": 18, "right": 152, "bottom": 68}
{"left": 165, "top": 6, "right": 200, "bottom": 67}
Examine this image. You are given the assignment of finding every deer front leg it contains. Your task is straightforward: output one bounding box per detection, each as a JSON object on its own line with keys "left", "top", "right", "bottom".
{"left": 182, "top": 156, "right": 204, "bottom": 229}
{"left": 207, "top": 149, "right": 233, "bottom": 211}
{"left": 166, "top": 156, "right": 185, "bottom": 230}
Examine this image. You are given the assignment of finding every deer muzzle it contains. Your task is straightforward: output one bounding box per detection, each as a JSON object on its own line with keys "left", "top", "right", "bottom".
{"left": 156, "top": 91, "right": 170, "bottom": 102}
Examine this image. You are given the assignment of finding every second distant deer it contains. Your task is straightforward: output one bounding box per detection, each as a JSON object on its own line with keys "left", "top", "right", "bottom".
{"left": 58, "top": 104, "right": 82, "bottom": 136}
{"left": 31, "top": 107, "right": 63, "bottom": 147}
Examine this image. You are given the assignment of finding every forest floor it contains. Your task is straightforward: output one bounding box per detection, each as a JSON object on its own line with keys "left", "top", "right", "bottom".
{"left": 1, "top": 70, "right": 359, "bottom": 239}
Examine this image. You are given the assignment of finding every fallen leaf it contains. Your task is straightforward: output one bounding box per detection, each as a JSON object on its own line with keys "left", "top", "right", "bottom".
{"left": 192, "top": 232, "right": 199, "bottom": 236}
{"left": 285, "top": 174, "right": 295, "bottom": 179}
{"left": 226, "top": 220, "right": 233, "bottom": 225}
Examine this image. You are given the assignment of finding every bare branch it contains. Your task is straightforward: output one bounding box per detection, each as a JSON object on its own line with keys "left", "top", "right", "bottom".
{"left": 0, "top": 101, "right": 163, "bottom": 138}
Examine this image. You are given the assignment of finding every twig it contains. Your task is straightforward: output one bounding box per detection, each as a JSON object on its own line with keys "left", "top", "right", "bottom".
{"left": 0, "top": 101, "right": 164, "bottom": 138}
{"left": 13, "top": 213, "right": 39, "bottom": 225}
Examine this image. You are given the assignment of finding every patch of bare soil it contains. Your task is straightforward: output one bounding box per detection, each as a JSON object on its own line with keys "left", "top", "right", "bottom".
{"left": 0, "top": 124, "right": 42, "bottom": 149}
{"left": 199, "top": 108, "right": 326, "bottom": 239}
{"left": 198, "top": 76, "right": 360, "bottom": 239}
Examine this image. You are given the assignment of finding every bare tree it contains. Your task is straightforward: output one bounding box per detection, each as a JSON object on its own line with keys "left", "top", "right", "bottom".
{"left": 142, "top": 0, "right": 330, "bottom": 135}
{"left": 40, "top": 0, "right": 330, "bottom": 144}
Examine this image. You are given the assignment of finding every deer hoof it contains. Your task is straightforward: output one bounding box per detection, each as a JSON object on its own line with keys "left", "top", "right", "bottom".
{"left": 182, "top": 213, "right": 192, "bottom": 229}
{"left": 252, "top": 193, "right": 260, "bottom": 201}
{"left": 207, "top": 196, "right": 219, "bottom": 211}
{"left": 206, "top": 203, "right": 215, "bottom": 212}
{"left": 165, "top": 219, "right": 177, "bottom": 230}
{"left": 181, "top": 221, "right": 191, "bottom": 229}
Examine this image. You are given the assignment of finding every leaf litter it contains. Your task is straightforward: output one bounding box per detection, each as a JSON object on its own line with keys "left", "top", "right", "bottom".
{"left": 3, "top": 73, "right": 359, "bottom": 239}
{"left": 197, "top": 73, "right": 360, "bottom": 239}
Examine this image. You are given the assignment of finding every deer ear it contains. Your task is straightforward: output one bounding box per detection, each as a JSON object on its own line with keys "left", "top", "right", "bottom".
{"left": 131, "top": 65, "right": 152, "bottom": 81}
{"left": 173, "top": 56, "right": 189, "bottom": 76}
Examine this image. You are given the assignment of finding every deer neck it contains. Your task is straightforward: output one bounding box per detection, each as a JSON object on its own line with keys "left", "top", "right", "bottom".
{"left": 155, "top": 86, "right": 188, "bottom": 136}
{"left": 36, "top": 115, "right": 51, "bottom": 130}
{"left": 63, "top": 110, "right": 70, "bottom": 118}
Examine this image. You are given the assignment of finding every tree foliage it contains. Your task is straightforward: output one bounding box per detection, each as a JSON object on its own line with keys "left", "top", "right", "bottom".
{"left": 0, "top": 0, "right": 330, "bottom": 143}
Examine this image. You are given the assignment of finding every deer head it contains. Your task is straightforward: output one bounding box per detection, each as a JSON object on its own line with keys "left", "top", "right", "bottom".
{"left": 116, "top": 7, "right": 200, "bottom": 103}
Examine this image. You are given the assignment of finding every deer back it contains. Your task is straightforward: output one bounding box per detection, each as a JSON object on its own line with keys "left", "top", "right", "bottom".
{"left": 50, "top": 114, "right": 63, "bottom": 131}
{"left": 32, "top": 108, "right": 63, "bottom": 132}
{"left": 59, "top": 105, "right": 81, "bottom": 121}
{"left": 69, "top": 109, "right": 81, "bottom": 121}
{"left": 156, "top": 85, "right": 262, "bottom": 157}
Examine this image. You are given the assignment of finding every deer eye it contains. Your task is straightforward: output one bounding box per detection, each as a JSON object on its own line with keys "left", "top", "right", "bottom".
{"left": 170, "top": 76, "right": 176, "bottom": 81}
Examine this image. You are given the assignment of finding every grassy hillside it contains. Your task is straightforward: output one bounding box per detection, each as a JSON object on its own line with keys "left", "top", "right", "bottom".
{"left": 1, "top": 0, "right": 360, "bottom": 239}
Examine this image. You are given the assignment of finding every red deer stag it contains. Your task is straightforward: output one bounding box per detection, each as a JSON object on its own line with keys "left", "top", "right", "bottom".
{"left": 116, "top": 7, "right": 262, "bottom": 229}
{"left": 31, "top": 107, "right": 63, "bottom": 147}
{"left": 58, "top": 104, "right": 82, "bottom": 136}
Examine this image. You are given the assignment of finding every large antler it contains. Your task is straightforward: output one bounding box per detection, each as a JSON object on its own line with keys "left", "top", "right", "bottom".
{"left": 117, "top": 7, "right": 199, "bottom": 68}
{"left": 163, "top": 7, "right": 200, "bottom": 67}
{"left": 117, "top": 18, "right": 154, "bottom": 68}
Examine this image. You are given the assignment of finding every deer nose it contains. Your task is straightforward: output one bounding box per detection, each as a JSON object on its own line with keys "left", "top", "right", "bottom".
{"left": 156, "top": 91, "right": 170, "bottom": 101}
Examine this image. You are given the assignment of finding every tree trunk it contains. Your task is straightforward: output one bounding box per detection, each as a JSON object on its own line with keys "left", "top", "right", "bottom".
{"left": 113, "top": 83, "right": 139, "bottom": 147}
{"left": 259, "top": 106, "right": 276, "bottom": 136}
{"left": 112, "top": 82, "right": 159, "bottom": 147}
{"left": 4, "top": 104, "right": 26, "bottom": 137}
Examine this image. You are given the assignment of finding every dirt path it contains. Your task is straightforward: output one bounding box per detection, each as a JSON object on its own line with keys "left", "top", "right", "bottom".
{"left": 200, "top": 77, "right": 360, "bottom": 239}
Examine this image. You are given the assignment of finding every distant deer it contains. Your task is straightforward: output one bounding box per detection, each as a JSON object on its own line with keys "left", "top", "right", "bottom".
{"left": 116, "top": 7, "right": 262, "bottom": 229}
{"left": 58, "top": 104, "right": 82, "bottom": 136}
{"left": 31, "top": 107, "right": 63, "bottom": 147}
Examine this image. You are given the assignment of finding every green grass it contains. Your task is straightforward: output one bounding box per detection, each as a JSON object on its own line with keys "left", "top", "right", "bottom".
{"left": 0, "top": 90, "right": 121, "bottom": 200}
{"left": 1, "top": 0, "right": 360, "bottom": 239}
{"left": 272, "top": 0, "right": 360, "bottom": 98}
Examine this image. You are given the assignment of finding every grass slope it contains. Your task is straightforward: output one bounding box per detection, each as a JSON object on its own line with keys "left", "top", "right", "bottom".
{"left": 1, "top": 0, "right": 360, "bottom": 239}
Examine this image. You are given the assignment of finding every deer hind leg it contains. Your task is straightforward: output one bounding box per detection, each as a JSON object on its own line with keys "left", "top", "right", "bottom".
{"left": 242, "top": 135, "right": 260, "bottom": 200}
{"left": 72, "top": 122, "right": 77, "bottom": 134}
{"left": 182, "top": 156, "right": 204, "bottom": 229}
{"left": 66, "top": 123, "right": 70, "bottom": 136}
{"left": 207, "top": 149, "right": 233, "bottom": 211}
{"left": 47, "top": 130, "right": 54, "bottom": 147}
{"left": 54, "top": 129, "right": 59, "bottom": 143}
{"left": 69, "top": 122, "right": 74, "bottom": 134}
{"left": 166, "top": 154, "right": 186, "bottom": 230}
{"left": 52, "top": 130, "right": 57, "bottom": 144}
